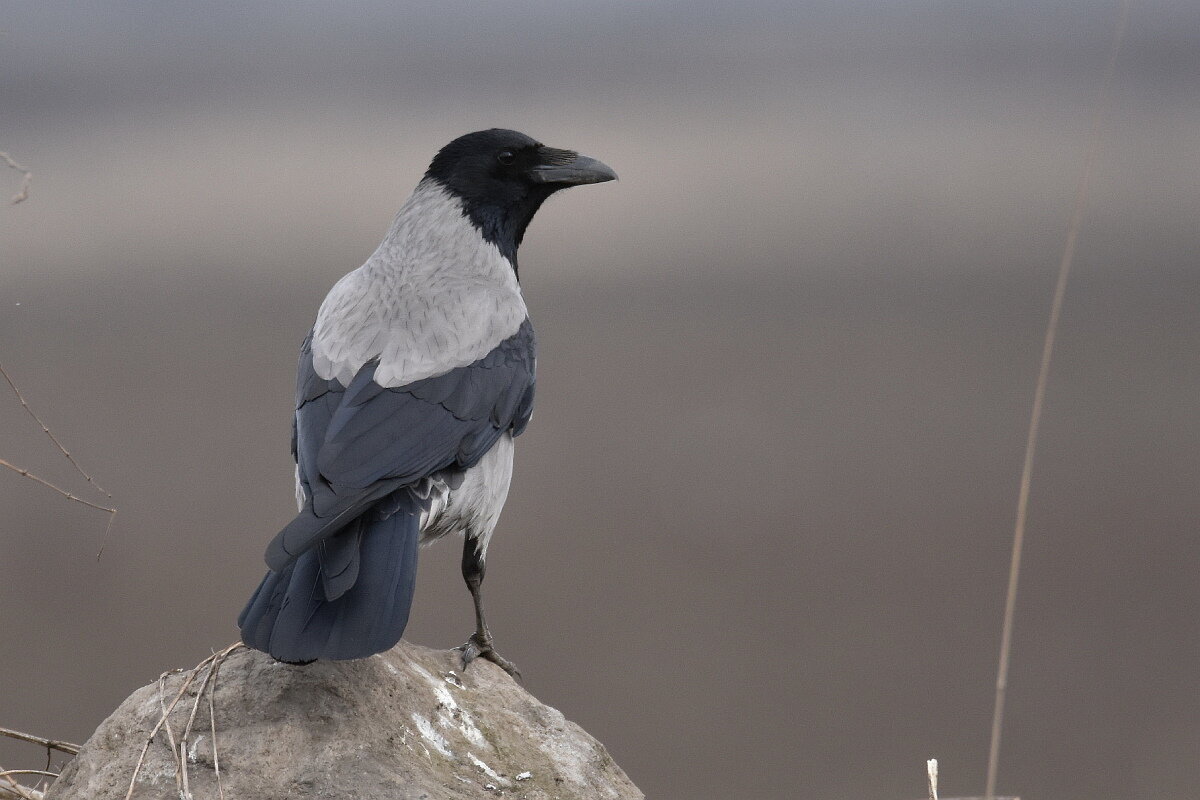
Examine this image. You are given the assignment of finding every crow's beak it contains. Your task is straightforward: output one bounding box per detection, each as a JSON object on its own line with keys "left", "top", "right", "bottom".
{"left": 529, "top": 152, "right": 618, "bottom": 186}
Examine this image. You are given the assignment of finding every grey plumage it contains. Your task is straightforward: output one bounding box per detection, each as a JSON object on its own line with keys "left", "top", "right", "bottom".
{"left": 310, "top": 180, "right": 528, "bottom": 389}
{"left": 269, "top": 320, "right": 535, "bottom": 570}
{"left": 238, "top": 129, "right": 614, "bottom": 666}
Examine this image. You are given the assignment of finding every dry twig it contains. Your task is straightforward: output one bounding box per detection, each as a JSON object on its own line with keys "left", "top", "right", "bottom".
{"left": 0, "top": 771, "right": 42, "bottom": 800}
{"left": 0, "top": 363, "right": 112, "bottom": 499}
{"left": 0, "top": 778, "right": 43, "bottom": 800}
{"left": 0, "top": 458, "right": 115, "bottom": 515}
{"left": 125, "top": 643, "right": 243, "bottom": 800}
{"left": 0, "top": 773, "right": 55, "bottom": 783}
{"left": 0, "top": 728, "right": 80, "bottom": 757}
{"left": 0, "top": 783, "right": 42, "bottom": 800}
{"left": 0, "top": 362, "right": 118, "bottom": 556}
{"left": 0, "top": 768, "right": 56, "bottom": 800}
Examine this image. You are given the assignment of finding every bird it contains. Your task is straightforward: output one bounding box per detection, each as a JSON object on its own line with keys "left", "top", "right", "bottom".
{"left": 238, "top": 129, "right": 616, "bottom": 674}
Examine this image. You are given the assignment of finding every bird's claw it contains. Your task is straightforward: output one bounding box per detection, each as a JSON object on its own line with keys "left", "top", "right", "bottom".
{"left": 456, "top": 632, "right": 522, "bottom": 680}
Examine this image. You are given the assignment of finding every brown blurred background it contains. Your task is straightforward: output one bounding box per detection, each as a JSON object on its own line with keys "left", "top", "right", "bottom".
{"left": 2, "top": 2, "right": 1199, "bottom": 798}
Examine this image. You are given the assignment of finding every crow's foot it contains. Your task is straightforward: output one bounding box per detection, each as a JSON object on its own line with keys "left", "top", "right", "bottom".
{"left": 457, "top": 632, "right": 521, "bottom": 680}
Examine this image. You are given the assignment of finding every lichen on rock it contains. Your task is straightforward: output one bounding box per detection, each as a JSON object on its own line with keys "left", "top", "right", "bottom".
{"left": 46, "top": 641, "right": 642, "bottom": 800}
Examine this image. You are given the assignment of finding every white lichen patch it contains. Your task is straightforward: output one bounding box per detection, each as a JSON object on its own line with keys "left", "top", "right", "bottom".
{"left": 135, "top": 760, "right": 176, "bottom": 786}
{"left": 187, "top": 735, "right": 206, "bottom": 764}
{"left": 410, "top": 712, "right": 452, "bottom": 758}
{"left": 515, "top": 771, "right": 532, "bottom": 781}
{"left": 469, "top": 752, "right": 507, "bottom": 785}
{"left": 412, "top": 663, "right": 488, "bottom": 748}
{"left": 531, "top": 705, "right": 596, "bottom": 791}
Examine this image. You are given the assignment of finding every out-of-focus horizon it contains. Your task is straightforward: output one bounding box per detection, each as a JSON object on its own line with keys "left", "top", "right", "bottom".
{"left": 3, "top": 2, "right": 1199, "bottom": 799}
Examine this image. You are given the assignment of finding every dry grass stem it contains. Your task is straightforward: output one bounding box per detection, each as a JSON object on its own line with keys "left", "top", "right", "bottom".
{"left": 125, "top": 643, "right": 243, "bottom": 800}
{"left": 0, "top": 151, "right": 31, "bottom": 204}
{"left": 179, "top": 742, "right": 190, "bottom": 800}
{"left": 155, "top": 672, "right": 182, "bottom": 796}
{"left": 927, "top": 759, "right": 938, "bottom": 800}
{"left": 207, "top": 655, "right": 226, "bottom": 800}
{"left": 177, "top": 649, "right": 223, "bottom": 796}
{"left": 984, "top": 2, "right": 1131, "bottom": 798}
{"left": 126, "top": 661, "right": 210, "bottom": 800}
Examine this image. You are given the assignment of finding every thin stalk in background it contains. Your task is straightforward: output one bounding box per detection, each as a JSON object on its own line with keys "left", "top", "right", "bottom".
{"left": 984, "top": 2, "right": 1132, "bottom": 797}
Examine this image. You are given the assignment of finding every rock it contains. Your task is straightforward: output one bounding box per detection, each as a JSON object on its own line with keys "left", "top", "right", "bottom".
{"left": 46, "top": 641, "right": 642, "bottom": 800}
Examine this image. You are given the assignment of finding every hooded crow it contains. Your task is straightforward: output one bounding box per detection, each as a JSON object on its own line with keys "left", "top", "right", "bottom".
{"left": 238, "top": 129, "right": 616, "bottom": 673}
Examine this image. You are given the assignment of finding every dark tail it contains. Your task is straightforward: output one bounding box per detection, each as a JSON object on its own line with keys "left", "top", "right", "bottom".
{"left": 238, "top": 498, "right": 420, "bottom": 662}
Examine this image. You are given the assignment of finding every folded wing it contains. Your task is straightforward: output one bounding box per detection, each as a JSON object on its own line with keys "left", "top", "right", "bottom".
{"left": 266, "top": 318, "right": 536, "bottom": 572}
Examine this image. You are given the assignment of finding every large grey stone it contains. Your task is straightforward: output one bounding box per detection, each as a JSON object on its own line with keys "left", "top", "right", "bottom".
{"left": 47, "top": 641, "right": 642, "bottom": 799}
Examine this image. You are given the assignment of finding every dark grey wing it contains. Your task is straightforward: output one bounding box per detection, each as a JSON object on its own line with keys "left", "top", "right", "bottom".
{"left": 266, "top": 319, "right": 536, "bottom": 571}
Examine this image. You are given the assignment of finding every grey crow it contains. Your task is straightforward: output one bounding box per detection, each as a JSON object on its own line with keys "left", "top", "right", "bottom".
{"left": 238, "top": 129, "right": 615, "bottom": 673}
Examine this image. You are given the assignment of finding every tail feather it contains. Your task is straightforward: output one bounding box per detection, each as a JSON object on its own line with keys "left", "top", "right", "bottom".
{"left": 318, "top": 518, "right": 364, "bottom": 600}
{"left": 264, "top": 478, "right": 403, "bottom": 572}
{"left": 239, "top": 497, "right": 421, "bottom": 662}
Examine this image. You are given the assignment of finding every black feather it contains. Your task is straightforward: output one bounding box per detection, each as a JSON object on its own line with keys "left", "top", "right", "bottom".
{"left": 242, "top": 319, "right": 535, "bottom": 661}
{"left": 239, "top": 496, "right": 421, "bottom": 662}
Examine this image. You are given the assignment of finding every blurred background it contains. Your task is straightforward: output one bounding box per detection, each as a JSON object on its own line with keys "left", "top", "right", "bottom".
{"left": 2, "top": 1, "right": 1199, "bottom": 798}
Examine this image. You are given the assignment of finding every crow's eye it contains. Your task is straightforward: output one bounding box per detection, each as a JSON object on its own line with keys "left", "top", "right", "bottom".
{"left": 496, "top": 150, "right": 516, "bottom": 165}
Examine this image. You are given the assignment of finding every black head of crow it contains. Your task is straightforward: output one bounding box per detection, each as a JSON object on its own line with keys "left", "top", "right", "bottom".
{"left": 424, "top": 128, "right": 617, "bottom": 268}
{"left": 238, "top": 130, "right": 615, "bottom": 674}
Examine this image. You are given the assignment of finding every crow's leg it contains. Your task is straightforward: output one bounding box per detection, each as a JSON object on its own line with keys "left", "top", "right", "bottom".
{"left": 456, "top": 536, "right": 521, "bottom": 679}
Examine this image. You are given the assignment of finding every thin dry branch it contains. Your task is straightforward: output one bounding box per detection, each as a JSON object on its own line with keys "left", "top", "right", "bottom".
{"left": 0, "top": 455, "right": 118, "bottom": 557}
{"left": 0, "top": 363, "right": 119, "bottom": 556}
{"left": 0, "top": 728, "right": 80, "bottom": 757}
{"left": 0, "top": 769, "right": 55, "bottom": 800}
{"left": 0, "top": 728, "right": 75, "bottom": 799}
{"left": 0, "top": 788, "right": 40, "bottom": 800}
{"left": 0, "top": 774, "right": 55, "bottom": 783}
{"left": 0, "top": 458, "right": 115, "bottom": 515}
{"left": 0, "top": 785, "right": 41, "bottom": 800}
{"left": 0, "top": 363, "right": 112, "bottom": 499}
{"left": 0, "top": 772, "right": 43, "bottom": 800}
{"left": 0, "top": 151, "right": 31, "bottom": 204}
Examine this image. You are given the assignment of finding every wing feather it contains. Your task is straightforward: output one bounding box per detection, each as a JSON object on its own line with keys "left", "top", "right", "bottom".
{"left": 266, "top": 318, "right": 535, "bottom": 571}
